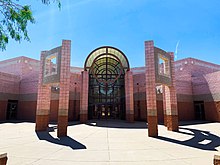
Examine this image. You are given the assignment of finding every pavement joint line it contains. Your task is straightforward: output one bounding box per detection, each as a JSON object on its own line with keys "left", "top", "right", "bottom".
{"left": 107, "top": 127, "right": 110, "bottom": 162}
{"left": 80, "top": 129, "right": 102, "bottom": 140}
{"left": 1, "top": 121, "right": 219, "bottom": 164}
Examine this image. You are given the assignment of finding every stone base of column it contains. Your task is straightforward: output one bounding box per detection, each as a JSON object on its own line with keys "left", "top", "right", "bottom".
{"left": 57, "top": 116, "right": 68, "bottom": 137}
{"left": 164, "top": 114, "right": 167, "bottom": 127}
{"left": 147, "top": 116, "right": 158, "bottom": 137}
{"left": 167, "top": 115, "right": 178, "bottom": 131}
{"left": 214, "top": 154, "right": 220, "bottom": 165}
{"left": 80, "top": 114, "right": 88, "bottom": 123}
{"left": 126, "top": 114, "right": 134, "bottom": 123}
{"left": 35, "top": 115, "right": 49, "bottom": 131}
{"left": 0, "top": 153, "right": 7, "bottom": 165}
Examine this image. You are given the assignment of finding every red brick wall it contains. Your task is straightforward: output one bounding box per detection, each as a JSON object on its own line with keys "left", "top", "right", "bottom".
{"left": 1, "top": 54, "right": 220, "bottom": 122}
{"left": 0, "top": 72, "right": 20, "bottom": 94}
{"left": 49, "top": 100, "right": 58, "bottom": 122}
{"left": 17, "top": 101, "right": 37, "bottom": 121}
{"left": 157, "top": 100, "right": 164, "bottom": 122}
{"left": 0, "top": 56, "right": 40, "bottom": 77}
{"left": 68, "top": 100, "right": 80, "bottom": 121}
{"left": 0, "top": 101, "right": 7, "bottom": 120}
{"left": 177, "top": 102, "right": 194, "bottom": 121}
{"left": 204, "top": 101, "right": 220, "bottom": 121}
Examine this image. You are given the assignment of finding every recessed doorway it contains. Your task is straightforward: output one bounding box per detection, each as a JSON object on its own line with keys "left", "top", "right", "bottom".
{"left": 194, "top": 101, "right": 205, "bottom": 120}
{"left": 6, "top": 100, "right": 18, "bottom": 120}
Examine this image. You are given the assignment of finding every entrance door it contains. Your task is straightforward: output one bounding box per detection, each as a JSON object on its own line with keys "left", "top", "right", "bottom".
{"left": 85, "top": 46, "right": 129, "bottom": 120}
{"left": 91, "top": 104, "right": 121, "bottom": 119}
{"left": 98, "top": 105, "right": 113, "bottom": 119}
{"left": 194, "top": 101, "right": 205, "bottom": 120}
{"left": 6, "top": 100, "right": 18, "bottom": 120}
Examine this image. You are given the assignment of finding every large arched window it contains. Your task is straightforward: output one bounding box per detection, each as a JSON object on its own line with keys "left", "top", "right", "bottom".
{"left": 84, "top": 46, "right": 130, "bottom": 120}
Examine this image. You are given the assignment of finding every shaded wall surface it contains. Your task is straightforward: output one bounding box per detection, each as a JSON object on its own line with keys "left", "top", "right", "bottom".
{"left": 0, "top": 72, "right": 20, "bottom": 120}
{"left": 0, "top": 56, "right": 82, "bottom": 122}
{"left": 0, "top": 56, "right": 220, "bottom": 122}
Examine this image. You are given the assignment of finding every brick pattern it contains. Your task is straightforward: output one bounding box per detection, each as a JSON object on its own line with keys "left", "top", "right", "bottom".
{"left": 35, "top": 51, "right": 51, "bottom": 131}
{"left": 1, "top": 42, "right": 220, "bottom": 124}
{"left": 145, "top": 40, "right": 158, "bottom": 137}
{"left": 0, "top": 101, "right": 7, "bottom": 120}
{"left": 57, "top": 40, "right": 71, "bottom": 137}
{"left": 204, "top": 101, "right": 220, "bottom": 122}
{"left": 0, "top": 56, "right": 40, "bottom": 78}
{"left": 80, "top": 71, "right": 89, "bottom": 123}
{"left": 166, "top": 115, "right": 178, "bottom": 131}
{"left": 125, "top": 71, "right": 134, "bottom": 122}
{"left": 165, "top": 52, "right": 178, "bottom": 131}
{"left": 177, "top": 102, "right": 194, "bottom": 121}
{"left": 17, "top": 101, "right": 36, "bottom": 120}
{"left": 162, "top": 85, "right": 167, "bottom": 126}
{"left": 0, "top": 72, "right": 20, "bottom": 94}
{"left": 19, "top": 71, "right": 39, "bottom": 94}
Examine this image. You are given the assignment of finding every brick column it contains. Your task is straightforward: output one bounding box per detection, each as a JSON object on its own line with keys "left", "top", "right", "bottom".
{"left": 0, "top": 153, "right": 7, "bottom": 165}
{"left": 216, "top": 102, "right": 220, "bottom": 122}
{"left": 145, "top": 41, "right": 158, "bottom": 137}
{"left": 57, "top": 40, "right": 71, "bottom": 137}
{"left": 162, "top": 85, "right": 167, "bottom": 126}
{"left": 80, "top": 71, "right": 89, "bottom": 123}
{"left": 166, "top": 52, "right": 178, "bottom": 131}
{"left": 214, "top": 154, "right": 220, "bottom": 165}
{"left": 125, "top": 71, "right": 134, "bottom": 122}
{"left": 35, "top": 51, "right": 51, "bottom": 132}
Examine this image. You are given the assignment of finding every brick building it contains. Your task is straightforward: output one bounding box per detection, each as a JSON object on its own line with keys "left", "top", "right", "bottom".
{"left": 0, "top": 44, "right": 220, "bottom": 123}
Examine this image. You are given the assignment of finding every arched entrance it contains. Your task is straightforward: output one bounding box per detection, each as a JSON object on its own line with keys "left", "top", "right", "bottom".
{"left": 84, "top": 46, "right": 130, "bottom": 120}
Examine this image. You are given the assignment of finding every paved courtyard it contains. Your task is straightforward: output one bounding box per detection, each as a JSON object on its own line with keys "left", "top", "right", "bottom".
{"left": 0, "top": 120, "right": 220, "bottom": 165}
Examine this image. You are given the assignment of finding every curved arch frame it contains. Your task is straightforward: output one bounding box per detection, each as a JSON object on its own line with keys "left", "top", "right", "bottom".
{"left": 85, "top": 46, "right": 129, "bottom": 120}
{"left": 84, "top": 46, "right": 130, "bottom": 71}
{"left": 90, "top": 54, "right": 124, "bottom": 85}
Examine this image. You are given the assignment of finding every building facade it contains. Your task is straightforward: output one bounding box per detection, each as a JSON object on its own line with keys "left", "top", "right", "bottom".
{"left": 1, "top": 42, "right": 220, "bottom": 124}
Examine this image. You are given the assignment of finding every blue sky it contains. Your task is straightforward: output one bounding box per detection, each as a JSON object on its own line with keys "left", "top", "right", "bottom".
{"left": 0, "top": 0, "right": 220, "bottom": 67}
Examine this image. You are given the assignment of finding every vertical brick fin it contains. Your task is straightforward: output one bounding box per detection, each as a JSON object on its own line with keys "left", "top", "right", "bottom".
{"left": 35, "top": 115, "right": 49, "bottom": 131}
{"left": 58, "top": 116, "right": 68, "bottom": 137}
{"left": 162, "top": 85, "right": 167, "bottom": 126}
{"left": 125, "top": 71, "right": 134, "bottom": 122}
{"left": 0, "top": 153, "right": 7, "bottom": 165}
{"left": 35, "top": 51, "right": 51, "bottom": 132}
{"left": 214, "top": 154, "right": 220, "bottom": 165}
{"left": 166, "top": 115, "right": 178, "bottom": 131}
{"left": 145, "top": 40, "right": 158, "bottom": 137}
{"left": 57, "top": 40, "right": 71, "bottom": 137}
{"left": 147, "top": 116, "right": 158, "bottom": 137}
{"left": 167, "top": 52, "right": 179, "bottom": 131}
{"left": 217, "top": 102, "right": 220, "bottom": 122}
{"left": 80, "top": 71, "right": 89, "bottom": 123}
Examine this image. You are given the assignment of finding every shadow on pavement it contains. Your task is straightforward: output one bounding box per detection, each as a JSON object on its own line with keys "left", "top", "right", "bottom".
{"left": 86, "top": 119, "right": 148, "bottom": 129}
{"left": 36, "top": 126, "right": 86, "bottom": 150}
{"left": 156, "top": 127, "right": 220, "bottom": 151}
{"left": 179, "top": 120, "right": 214, "bottom": 126}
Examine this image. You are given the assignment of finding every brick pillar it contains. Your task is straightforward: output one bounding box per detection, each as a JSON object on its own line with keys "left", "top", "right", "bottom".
{"left": 145, "top": 41, "right": 158, "bottom": 137}
{"left": 166, "top": 52, "right": 178, "bottom": 131}
{"left": 0, "top": 153, "right": 7, "bottom": 165}
{"left": 80, "top": 71, "right": 89, "bottom": 123}
{"left": 214, "top": 154, "right": 220, "bottom": 165}
{"left": 57, "top": 40, "right": 71, "bottom": 137}
{"left": 216, "top": 102, "right": 220, "bottom": 122}
{"left": 162, "top": 85, "right": 167, "bottom": 126}
{"left": 35, "top": 51, "right": 51, "bottom": 132}
{"left": 125, "top": 71, "right": 134, "bottom": 122}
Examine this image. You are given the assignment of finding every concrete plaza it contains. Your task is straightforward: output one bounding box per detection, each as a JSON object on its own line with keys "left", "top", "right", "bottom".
{"left": 0, "top": 120, "right": 220, "bottom": 165}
